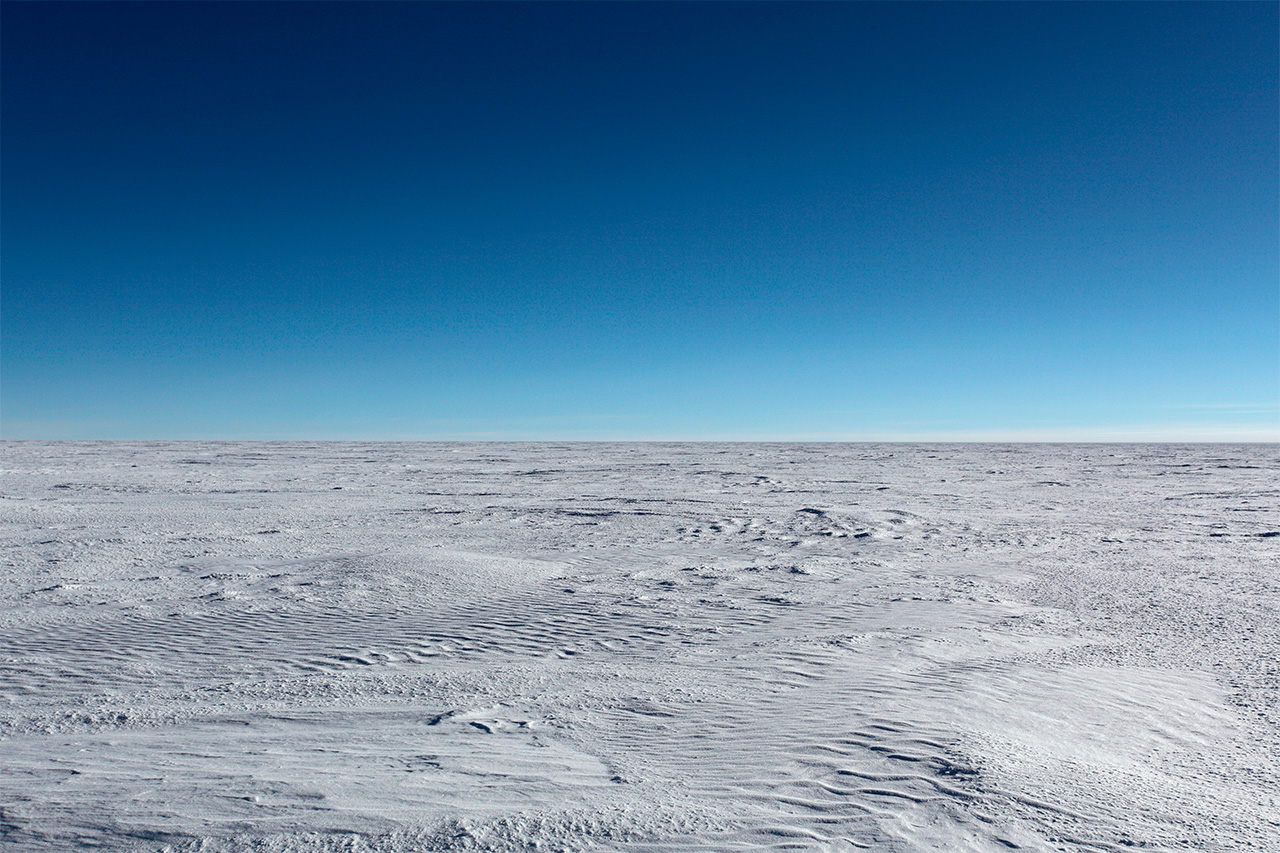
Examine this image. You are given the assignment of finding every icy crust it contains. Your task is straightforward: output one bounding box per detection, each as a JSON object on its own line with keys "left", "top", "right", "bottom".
{"left": 1, "top": 442, "right": 1277, "bottom": 851}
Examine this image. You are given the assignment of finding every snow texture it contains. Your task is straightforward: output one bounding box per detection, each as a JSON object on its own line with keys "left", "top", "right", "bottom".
{"left": 1, "top": 442, "right": 1277, "bottom": 852}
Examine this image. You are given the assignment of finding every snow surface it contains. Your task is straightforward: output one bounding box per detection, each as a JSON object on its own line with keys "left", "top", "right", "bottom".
{"left": 1, "top": 442, "right": 1277, "bottom": 852}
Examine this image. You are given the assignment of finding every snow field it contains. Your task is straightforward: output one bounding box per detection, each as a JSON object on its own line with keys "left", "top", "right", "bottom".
{"left": 1, "top": 442, "right": 1277, "bottom": 851}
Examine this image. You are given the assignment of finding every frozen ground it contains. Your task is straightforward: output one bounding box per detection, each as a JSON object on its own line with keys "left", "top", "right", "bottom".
{"left": 1, "top": 442, "right": 1277, "bottom": 852}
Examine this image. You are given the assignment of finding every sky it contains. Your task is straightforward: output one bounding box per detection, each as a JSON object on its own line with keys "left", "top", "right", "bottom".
{"left": 2, "top": 2, "right": 1277, "bottom": 441}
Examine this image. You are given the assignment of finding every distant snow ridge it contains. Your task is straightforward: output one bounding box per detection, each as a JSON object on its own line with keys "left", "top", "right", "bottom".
{"left": 1, "top": 442, "right": 1277, "bottom": 851}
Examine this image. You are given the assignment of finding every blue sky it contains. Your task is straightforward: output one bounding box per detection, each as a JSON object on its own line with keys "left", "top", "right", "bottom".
{"left": 3, "top": 2, "right": 1276, "bottom": 440}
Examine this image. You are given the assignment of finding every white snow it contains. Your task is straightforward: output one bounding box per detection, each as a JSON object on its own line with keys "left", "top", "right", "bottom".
{"left": 1, "top": 442, "right": 1277, "bottom": 851}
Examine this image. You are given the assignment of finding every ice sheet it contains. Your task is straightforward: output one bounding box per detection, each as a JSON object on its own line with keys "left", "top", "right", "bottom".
{"left": 2, "top": 442, "right": 1277, "bottom": 851}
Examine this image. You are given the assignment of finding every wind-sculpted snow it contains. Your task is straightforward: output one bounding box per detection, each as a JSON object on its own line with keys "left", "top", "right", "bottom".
{"left": 1, "top": 443, "right": 1277, "bottom": 851}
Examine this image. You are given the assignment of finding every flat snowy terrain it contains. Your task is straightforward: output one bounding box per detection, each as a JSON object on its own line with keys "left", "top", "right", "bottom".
{"left": 1, "top": 443, "right": 1277, "bottom": 852}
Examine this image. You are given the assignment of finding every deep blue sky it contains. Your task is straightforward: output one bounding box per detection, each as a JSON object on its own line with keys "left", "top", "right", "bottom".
{"left": 3, "top": 2, "right": 1276, "bottom": 439}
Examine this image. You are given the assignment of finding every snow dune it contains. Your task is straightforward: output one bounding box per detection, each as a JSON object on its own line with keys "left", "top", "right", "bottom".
{"left": 1, "top": 442, "right": 1277, "bottom": 851}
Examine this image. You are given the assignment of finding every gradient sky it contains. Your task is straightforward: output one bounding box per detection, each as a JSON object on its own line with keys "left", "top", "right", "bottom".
{"left": 3, "top": 2, "right": 1277, "bottom": 440}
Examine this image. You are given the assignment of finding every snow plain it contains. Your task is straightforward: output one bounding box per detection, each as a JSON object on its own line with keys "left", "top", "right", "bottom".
{"left": 1, "top": 442, "right": 1277, "bottom": 852}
